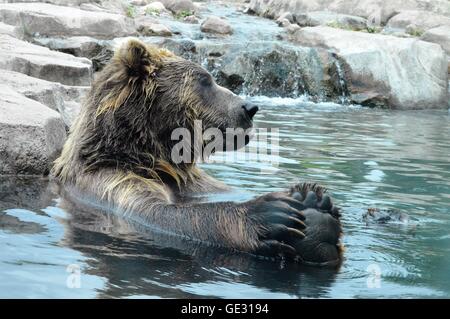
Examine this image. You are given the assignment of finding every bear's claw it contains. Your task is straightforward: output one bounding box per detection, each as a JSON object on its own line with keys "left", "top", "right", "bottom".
{"left": 255, "top": 240, "right": 297, "bottom": 258}
{"left": 289, "top": 182, "right": 341, "bottom": 218}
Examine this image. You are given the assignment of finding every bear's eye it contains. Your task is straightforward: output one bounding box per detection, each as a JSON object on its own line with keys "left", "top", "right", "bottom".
{"left": 199, "top": 75, "right": 213, "bottom": 87}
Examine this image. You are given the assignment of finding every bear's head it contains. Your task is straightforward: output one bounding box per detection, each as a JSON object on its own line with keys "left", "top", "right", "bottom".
{"left": 54, "top": 39, "right": 258, "bottom": 183}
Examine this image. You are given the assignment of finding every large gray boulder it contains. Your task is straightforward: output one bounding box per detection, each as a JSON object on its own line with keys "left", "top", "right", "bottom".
{"left": 200, "top": 16, "right": 233, "bottom": 35}
{"left": 247, "top": 0, "right": 450, "bottom": 24}
{"left": 79, "top": 0, "right": 128, "bottom": 14}
{"left": 33, "top": 36, "right": 106, "bottom": 60}
{"left": 141, "top": 2, "right": 167, "bottom": 13}
{"left": 290, "top": 26, "right": 448, "bottom": 109}
{"left": 0, "top": 85, "right": 67, "bottom": 175}
{"left": 159, "top": 0, "right": 195, "bottom": 14}
{"left": 386, "top": 10, "right": 450, "bottom": 32}
{"left": 0, "top": 35, "right": 92, "bottom": 86}
{"left": 130, "top": 0, "right": 151, "bottom": 6}
{"left": 421, "top": 26, "right": 450, "bottom": 55}
{"left": 0, "top": 0, "right": 127, "bottom": 14}
{"left": 0, "top": 0, "right": 92, "bottom": 5}
{"left": 135, "top": 16, "right": 172, "bottom": 36}
{"left": 0, "top": 70, "right": 63, "bottom": 111}
{"left": 0, "top": 70, "right": 88, "bottom": 127}
{"left": 0, "top": 21, "right": 16, "bottom": 37}
{"left": 33, "top": 36, "right": 111, "bottom": 72}
{"left": 295, "top": 11, "right": 368, "bottom": 30}
{"left": 0, "top": 2, "right": 135, "bottom": 39}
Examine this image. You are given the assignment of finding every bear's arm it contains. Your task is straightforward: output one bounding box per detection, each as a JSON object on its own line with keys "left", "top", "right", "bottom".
{"left": 171, "top": 168, "right": 231, "bottom": 198}
{"left": 70, "top": 170, "right": 342, "bottom": 262}
{"left": 69, "top": 169, "right": 309, "bottom": 256}
{"left": 148, "top": 201, "right": 261, "bottom": 250}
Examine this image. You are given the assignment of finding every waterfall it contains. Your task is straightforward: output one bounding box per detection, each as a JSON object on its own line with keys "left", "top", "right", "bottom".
{"left": 332, "top": 53, "right": 350, "bottom": 105}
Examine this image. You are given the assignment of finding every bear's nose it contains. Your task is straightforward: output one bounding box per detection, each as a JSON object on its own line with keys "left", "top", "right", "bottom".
{"left": 242, "top": 103, "right": 259, "bottom": 119}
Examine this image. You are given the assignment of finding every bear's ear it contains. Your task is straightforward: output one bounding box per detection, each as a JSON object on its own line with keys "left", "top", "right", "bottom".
{"left": 113, "top": 38, "right": 173, "bottom": 78}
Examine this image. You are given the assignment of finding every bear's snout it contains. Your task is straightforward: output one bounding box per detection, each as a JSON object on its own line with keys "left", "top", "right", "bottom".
{"left": 242, "top": 103, "right": 259, "bottom": 120}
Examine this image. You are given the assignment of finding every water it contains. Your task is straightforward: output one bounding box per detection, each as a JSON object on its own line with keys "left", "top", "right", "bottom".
{"left": 1, "top": 99, "right": 449, "bottom": 298}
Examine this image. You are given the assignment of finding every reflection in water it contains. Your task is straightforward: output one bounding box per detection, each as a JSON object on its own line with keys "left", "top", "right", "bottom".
{"left": 0, "top": 103, "right": 449, "bottom": 298}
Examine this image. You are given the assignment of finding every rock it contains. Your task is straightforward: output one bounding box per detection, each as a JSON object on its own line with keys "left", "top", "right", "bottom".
{"left": 34, "top": 37, "right": 112, "bottom": 72}
{"left": 276, "top": 18, "right": 291, "bottom": 27}
{"left": 56, "top": 99, "right": 83, "bottom": 127}
{"left": 130, "top": 0, "right": 150, "bottom": 6}
{"left": 0, "top": 85, "right": 67, "bottom": 175}
{"left": 0, "top": 70, "right": 88, "bottom": 127}
{"left": 147, "top": 37, "right": 197, "bottom": 60}
{"left": 201, "top": 16, "right": 233, "bottom": 35}
{"left": 285, "top": 23, "right": 301, "bottom": 33}
{"left": 386, "top": 10, "right": 450, "bottom": 32}
{"left": 183, "top": 15, "right": 199, "bottom": 24}
{"left": 159, "top": 0, "right": 195, "bottom": 14}
{"left": 0, "top": 21, "right": 16, "bottom": 37}
{"left": 0, "top": 70, "right": 63, "bottom": 112}
{"left": 138, "top": 2, "right": 171, "bottom": 17}
{"left": 0, "top": 35, "right": 92, "bottom": 86}
{"left": 247, "top": 0, "right": 305, "bottom": 19}
{"left": 135, "top": 17, "right": 172, "bottom": 36}
{"left": 0, "top": 0, "right": 89, "bottom": 5}
{"left": 0, "top": 176, "right": 52, "bottom": 213}
{"left": 143, "top": 2, "right": 167, "bottom": 13}
{"left": 79, "top": 0, "right": 128, "bottom": 14}
{"left": 34, "top": 36, "right": 105, "bottom": 59}
{"left": 91, "top": 46, "right": 115, "bottom": 72}
{"left": 247, "top": 0, "right": 450, "bottom": 24}
{"left": 0, "top": 2, "right": 136, "bottom": 39}
{"left": 0, "top": 0, "right": 129, "bottom": 14}
{"left": 278, "top": 11, "right": 294, "bottom": 23}
{"left": 295, "top": 11, "right": 368, "bottom": 31}
{"left": 138, "top": 23, "right": 172, "bottom": 36}
{"left": 290, "top": 26, "right": 448, "bottom": 109}
{"left": 78, "top": 3, "right": 111, "bottom": 13}
{"left": 421, "top": 26, "right": 450, "bottom": 55}
{"left": 99, "top": 0, "right": 129, "bottom": 14}
{"left": 405, "top": 23, "right": 425, "bottom": 37}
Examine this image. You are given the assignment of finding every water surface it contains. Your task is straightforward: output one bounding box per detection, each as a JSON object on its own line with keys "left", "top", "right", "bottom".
{"left": 1, "top": 100, "right": 449, "bottom": 298}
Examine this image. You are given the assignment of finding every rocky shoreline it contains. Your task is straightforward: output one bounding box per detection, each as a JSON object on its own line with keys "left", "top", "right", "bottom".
{"left": 248, "top": 0, "right": 450, "bottom": 108}
{"left": 0, "top": 0, "right": 449, "bottom": 175}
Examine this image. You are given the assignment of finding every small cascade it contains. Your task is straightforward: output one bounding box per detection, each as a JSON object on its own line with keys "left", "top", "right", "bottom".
{"left": 331, "top": 54, "right": 350, "bottom": 105}
{"left": 235, "top": 47, "right": 309, "bottom": 98}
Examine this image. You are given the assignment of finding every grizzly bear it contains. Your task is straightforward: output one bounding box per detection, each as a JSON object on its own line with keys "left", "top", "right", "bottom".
{"left": 52, "top": 39, "right": 342, "bottom": 266}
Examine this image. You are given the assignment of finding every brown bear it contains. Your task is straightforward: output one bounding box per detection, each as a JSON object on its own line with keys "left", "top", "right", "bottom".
{"left": 52, "top": 38, "right": 342, "bottom": 266}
